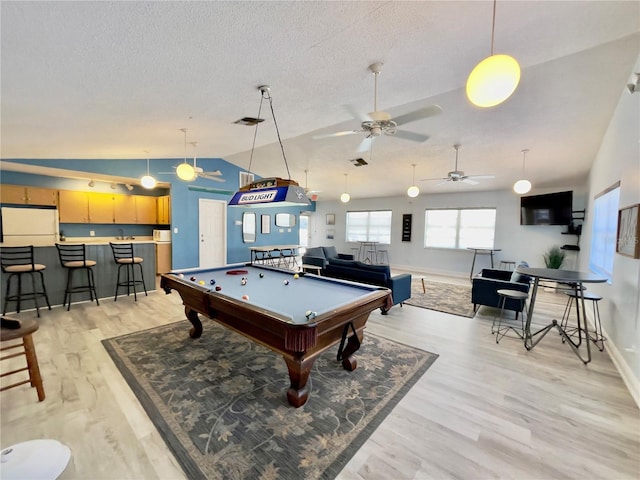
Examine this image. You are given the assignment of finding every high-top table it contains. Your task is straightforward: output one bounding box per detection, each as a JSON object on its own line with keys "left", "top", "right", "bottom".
{"left": 467, "top": 247, "right": 501, "bottom": 279}
{"left": 516, "top": 267, "right": 607, "bottom": 364}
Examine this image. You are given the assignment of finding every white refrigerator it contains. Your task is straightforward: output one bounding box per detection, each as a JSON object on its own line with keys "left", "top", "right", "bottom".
{"left": 1, "top": 207, "right": 60, "bottom": 246}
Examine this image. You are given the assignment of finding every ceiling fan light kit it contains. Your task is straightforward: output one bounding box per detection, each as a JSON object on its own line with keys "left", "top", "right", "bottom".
{"left": 466, "top": 0, "right": 521, "bottom": 108}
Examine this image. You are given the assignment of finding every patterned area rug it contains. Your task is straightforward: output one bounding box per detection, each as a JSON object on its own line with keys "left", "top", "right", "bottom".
{"left": 405, "top": 279, "right": 476, "bottom": 318}
{"left": 103, "top": 320, "right": 437, "bottom": 480}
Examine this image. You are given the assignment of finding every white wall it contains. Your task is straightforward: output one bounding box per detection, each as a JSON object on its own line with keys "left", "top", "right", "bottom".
{"left": 311, "top": 185, "right": 586, "bottom": 278}
{"left": 578, "top": 54, "right": 640, "bottom": 405}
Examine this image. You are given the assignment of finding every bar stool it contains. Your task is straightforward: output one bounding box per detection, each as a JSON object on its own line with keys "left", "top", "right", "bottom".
{"left": 493, "top": 289, "right": 528, "bottom": 343}
{"left": 376, "top": 249, "right": 389, "bottom": 265}
{"left": 1, "top": 317, "right": 45, "bottom": 401}
{"left": 561, "top": 289, "right": 605, "bottom": 351}
{"left": 499, "top": 260, "right": 516, "bottom": 271}
{"left": 1, "top": 246, "right": 51, "bottom": 318}
{"left": 55, "top": 243, "right": 99, "bottom": 310}
{"left": 110, "top": 243, "right": 147, "bottom": 301}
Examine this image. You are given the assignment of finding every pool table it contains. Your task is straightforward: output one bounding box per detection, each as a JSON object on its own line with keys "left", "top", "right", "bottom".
{"left": 160, "top": 264, "right": 392, "bottom": 407}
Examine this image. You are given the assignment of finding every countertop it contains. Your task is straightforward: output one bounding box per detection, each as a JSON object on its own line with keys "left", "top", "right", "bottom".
{"left": 1, "top": 236, "right": 170, "bottom": 247}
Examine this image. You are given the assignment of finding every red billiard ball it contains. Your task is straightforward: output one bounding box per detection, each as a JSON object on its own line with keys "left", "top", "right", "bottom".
{"left": 215, "top": 285, "right": 222, "bottom": 291}
{"left": 242, "top": 294, "right": 249, "bottom": 300}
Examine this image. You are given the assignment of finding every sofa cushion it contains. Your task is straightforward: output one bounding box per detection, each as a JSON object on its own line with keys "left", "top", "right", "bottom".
{"left": 304, "top": 247, "right": 326, "bottom": 259}
{"left": 510, "top": 261, "right": 531, "bottom": 284}
{"left": 326, "top": 257, "right": 358, "bottom": 268}
{"left": 354, "top": 261, "right": 390, "bottom": 276}
{"left": 322, "top": 246, "right": 339, "bottom": 259}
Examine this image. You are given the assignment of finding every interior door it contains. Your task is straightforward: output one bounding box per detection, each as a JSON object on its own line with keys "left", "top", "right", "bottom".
{"left": 198, "top": 199, "right": 227, "bottom": 268}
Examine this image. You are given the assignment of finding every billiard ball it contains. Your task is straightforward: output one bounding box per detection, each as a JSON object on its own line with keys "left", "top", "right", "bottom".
{"left": 210, "top": 279, "right": 216, "bottom": 285}
{"left": 241, "top": 278, "right": 247, "bottom": 286}
{"left": 215, "top": 285, "right": 222, "bottom": 291}
{"left": 283, "top": 280, "right": 289, "bottom": 285}
{"left": 259, "top": 273, "right": 264, "bottom": 278}
{"left": 178, "top": 273, "right": 184, "bottom": 278}
{"left": 305, "top": 310, "right": 317, "bottom": 319}
{"left": 293, "top": 273, "right": 299, "bottom": 279}
{"left": 198, "top": 280, "right": 205, "bottom": 285}
{"left": 242, "top": 294, "right": 249, "bottom": 300}
{"left": 190, "top": 276, "right": 197, "bottom": 281}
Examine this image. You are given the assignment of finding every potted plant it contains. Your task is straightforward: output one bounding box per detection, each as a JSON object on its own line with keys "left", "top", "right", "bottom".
{"left": 543, "top": 245, "right": 566, "bottom": 269}
{"left": 543, "top": 245, "right": 566, "bottom": 292}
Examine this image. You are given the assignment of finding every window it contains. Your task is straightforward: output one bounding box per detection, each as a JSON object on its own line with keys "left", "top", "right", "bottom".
{"left": 346, "top": 210, "right": 392, "bottom": 244}
{"left": 589, "top": 182, "right": 620, "bottom": 280}
{"left": 424, "top": 208, "right": 496, "bottom": 249}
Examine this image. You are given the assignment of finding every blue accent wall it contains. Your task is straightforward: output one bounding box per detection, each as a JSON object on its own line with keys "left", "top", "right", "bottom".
{"left": 1, "top": 158, "right": 314, "bottom": 270}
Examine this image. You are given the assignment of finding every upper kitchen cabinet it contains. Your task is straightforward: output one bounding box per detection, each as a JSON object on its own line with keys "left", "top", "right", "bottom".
{"left": 59, "top": 191, "right": 114, "bottom": 223}
{"left": 135, "top": 195, "right": 157, "bottom": 224}
{"left": 156, "top": 195, "right": 171, "bottom": 225}
{"left": 113, "top": 195, "right": 137, "bottom": 224}
{"left": 0, "top": 185, "right": 58, "bottom": 206}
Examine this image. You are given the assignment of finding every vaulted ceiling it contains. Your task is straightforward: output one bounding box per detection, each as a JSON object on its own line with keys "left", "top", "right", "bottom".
{"left": 2, "top": 1, "right": 639, "bottom": 200}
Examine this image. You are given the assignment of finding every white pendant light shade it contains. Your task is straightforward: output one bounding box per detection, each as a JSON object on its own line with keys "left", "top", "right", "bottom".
{"left": 340, "top": 173, "right": 350, "bottom": 203}
{"left": 176, "top": 162, "right": 196, "bottom": 181}
{"left": 466, "top": 54, "right": 520, "bottom": 108}
{"left": 513, "top": 179, "right": 531, "bottom": 194}
{"left": 513, "top": 148, "right": 531, "bottom": 194}
{"left": 141, "top": 175, "right": 157, "bottom": 189}
{"left": 407, "top": 164, "right": 419, "bottom": 197}
{"left": 466, "top": 0, "right": 520, "bottom": 108}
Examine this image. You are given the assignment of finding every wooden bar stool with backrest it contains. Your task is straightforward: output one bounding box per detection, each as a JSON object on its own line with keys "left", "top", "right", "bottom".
{"left": 55, "top": 243, "right": 99, "bottom": 310}
{"left": 1, "top": 245, "right": 51, "bottom": 317}
{"left": 1, "top": 316, "right": 45, "bottom": 401}
{"left": 110, "top": 242, "right": 147, "bottom": 301}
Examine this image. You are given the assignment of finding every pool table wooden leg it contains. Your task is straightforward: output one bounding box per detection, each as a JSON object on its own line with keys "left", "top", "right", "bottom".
{"left": 339, "top": 333, "right": 362, "bottom": 371}
{"left": 283, "top": 357, "right": 316, "bottom": 408}
{"left": 185, "top": 307, "right": 203, "bottom": 338}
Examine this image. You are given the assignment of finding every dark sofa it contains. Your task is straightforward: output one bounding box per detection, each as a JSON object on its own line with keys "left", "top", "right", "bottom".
{"left": 301, "top": 246, "right": 410, "bottom": 314}
{"left": 471, "top": 268, "right": 531, "bottom": 317}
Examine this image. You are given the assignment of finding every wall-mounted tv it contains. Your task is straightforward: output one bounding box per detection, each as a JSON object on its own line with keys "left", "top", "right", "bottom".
{"left": 520, "top": 190, "right": 573, "bottom": 225}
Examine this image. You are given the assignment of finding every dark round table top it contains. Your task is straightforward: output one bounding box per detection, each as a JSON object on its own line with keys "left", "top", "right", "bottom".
{"left": 516, "top": 267, "right": 608, "bottom": 284}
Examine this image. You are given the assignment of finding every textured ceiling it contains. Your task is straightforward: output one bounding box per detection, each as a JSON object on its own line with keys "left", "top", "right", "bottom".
{"left": 1, "top": 1, "right": 639, "bottom": 200}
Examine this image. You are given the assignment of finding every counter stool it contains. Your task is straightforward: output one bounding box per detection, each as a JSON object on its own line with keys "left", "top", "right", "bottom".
{"left": 1, "top": 246, "right": 51, "bottom": 318}
{"left": 499, "top": 260, "right": 516, "bottom": 271}
{"left": 560, "top": 290, "right": 605, "bottom": 351}
{"left": 493, "top": 289, "right": 528, "bottom": 343}
{"left": 1, "top": 317, "right": 45, "bottom": 401}
{"left": 377, "top": 249, "right": 389, "bottom": 265}
{"left": 110, "top": 243, "right": 147, "bottom": 301}
{"left": 55, "top": 243, "right": 99, "bottom": 311}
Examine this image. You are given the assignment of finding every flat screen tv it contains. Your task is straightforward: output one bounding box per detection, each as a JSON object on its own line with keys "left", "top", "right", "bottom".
{"left": 520, "top": 190, "right": 573, "bottom": 226}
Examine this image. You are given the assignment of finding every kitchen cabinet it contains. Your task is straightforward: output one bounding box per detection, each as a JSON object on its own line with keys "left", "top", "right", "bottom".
{"left": 58, "top": 190, "right": 90, "bottom": 223}
{"left": 156, "top": 195, "right": 171, "bottom": 225}
{"left": 88, "top": 193, "right": 115, "bottom": 223}
{"left": 113, "top": 195, "right": 137, "bottom": 224}
{"left": 155, "top": 242, "right": 172, "bottom": 274}
{"left": 135, "top": 195, "right": 157, "bottom": 224}
{"left": 1, "top": 185, "right": 58, "bottom": 206}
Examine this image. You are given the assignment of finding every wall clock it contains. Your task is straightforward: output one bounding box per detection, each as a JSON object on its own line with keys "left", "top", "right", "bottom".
{"left": 617, "top": 203, "right": 640, "bottom": 258}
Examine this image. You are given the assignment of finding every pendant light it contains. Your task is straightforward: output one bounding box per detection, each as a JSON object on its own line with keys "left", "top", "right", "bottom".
{"left": 513, "top": 149, "right": 532, "bottom": 194}
{"left": 140, "top": 150, "right": 157, "bottom": 189}
{"left": 407, "top": 164, "right": 419, "bottom": 198}
{"left": 176, "top": 128, "right": 196, "bottom": 181}
{"left": 340, "top": 174, "right": 351, "bottom": 203}
{"left": 466, "top": 0, "right": 520, "bottom": 108}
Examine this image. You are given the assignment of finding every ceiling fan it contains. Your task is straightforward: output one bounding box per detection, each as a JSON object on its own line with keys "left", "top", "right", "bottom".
{"left": 421, "top": 144, "right": 494, "bottom": 185}
{"left": 303, "top": 169, "right": 322, "bottom": 197}
{"left": 313, "top": 62, "right": 443, "bottom": 153}
{"left": 159, "top": 129, "right": 225, "bottom": 182}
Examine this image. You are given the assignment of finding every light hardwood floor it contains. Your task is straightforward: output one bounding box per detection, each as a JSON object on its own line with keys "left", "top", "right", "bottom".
{"left": 1, "top": 273, "right": 638, "bottom": 479}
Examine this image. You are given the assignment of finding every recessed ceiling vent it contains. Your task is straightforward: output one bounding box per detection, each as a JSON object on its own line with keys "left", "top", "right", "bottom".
{"left": 350, "top": 158, "right": 368, "bottom": 167}
{"left": 234, "top": 117, "right": 265, "bottom": 126}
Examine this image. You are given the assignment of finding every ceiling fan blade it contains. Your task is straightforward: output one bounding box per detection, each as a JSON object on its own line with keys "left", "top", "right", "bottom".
{"left": 392, "top": 104, "right": 443, "bottom": 127}
{"left": 357, "top": 136, "right": 374, "bottom": 153}
{"left": 344, "top": 104, "right": 372, "bottom": 123}
{"left": 199, "top": 174, "right": 225, "bottom": 182}
{"left": 466, "top": 174, "right": 495, "bottom": 180}
{"left": 461, "top": 178, "right": 479, "bottom": 185}
{"left": 312, "top": 130, "right": 362, "bottom": 140}
{"left": 420, "top": 176, "right": 448, "bottom": 182}
{"left": 436, "top": 179, "right": 451, "bottom": 186}
{"left": 392, "top": 129, "right": 430, "bottom": 143}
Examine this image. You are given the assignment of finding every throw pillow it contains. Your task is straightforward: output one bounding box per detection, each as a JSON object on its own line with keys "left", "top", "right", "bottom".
{"left": 510, "top": 261, "right": 532, "bottom": 284}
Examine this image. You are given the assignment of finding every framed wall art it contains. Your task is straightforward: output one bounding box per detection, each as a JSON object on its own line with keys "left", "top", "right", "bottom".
{"left": 326, "top": 213, "right": 335, "bottom": 225}
{"left": 617, "top": 203, "right": 640, "bottom": 258}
